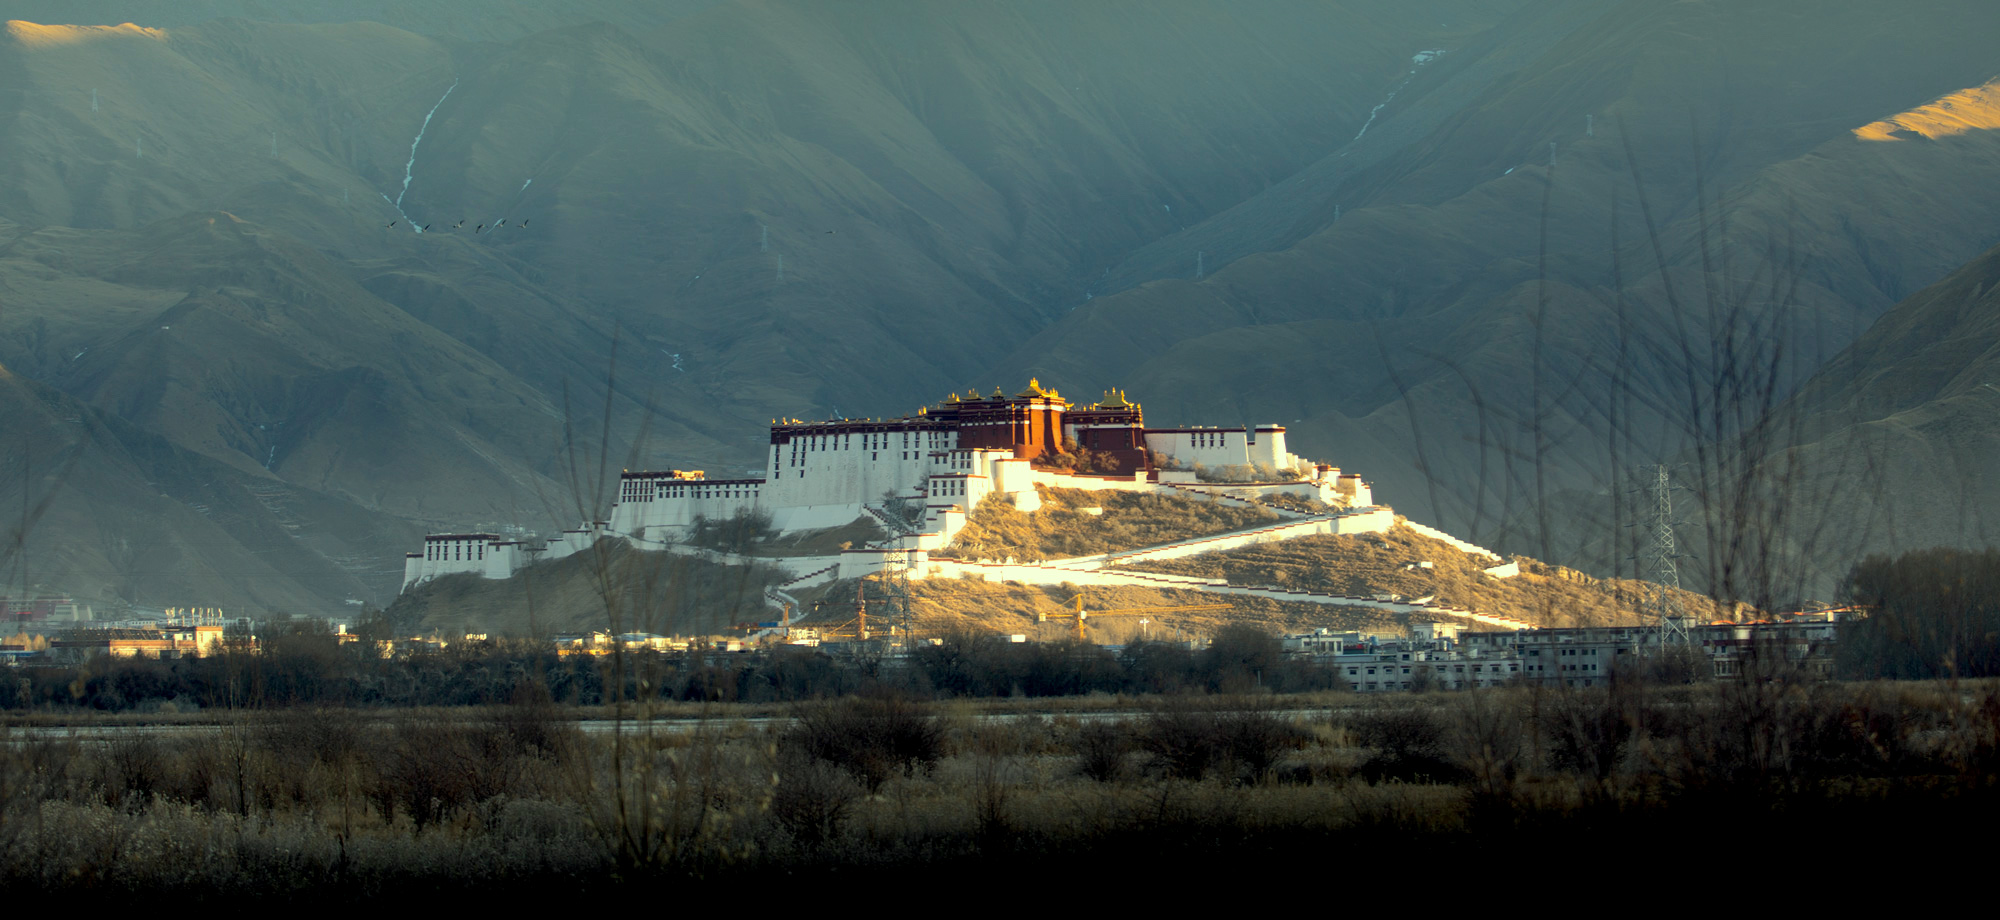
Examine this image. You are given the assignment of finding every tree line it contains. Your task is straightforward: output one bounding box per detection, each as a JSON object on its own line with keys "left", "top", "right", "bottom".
{"left": 1, "top": 623, "right": 1340, "bottom": 712}
{"left": 1839, "top": 546, "right": 2000, "bottom": 679}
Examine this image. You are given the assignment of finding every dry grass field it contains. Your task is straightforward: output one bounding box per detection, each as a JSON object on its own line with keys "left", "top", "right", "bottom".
{"left": 4, "top": 678, "right": 1993, "bottom": 901}
{"left": 1121, "top": 523, "right": 1723, "bottom": 628}
{"left": 933, "top": 487, "right": 1280, "bottom": 562}
{"left": 865, "top": 579, "right": 1422, "bottom": 642}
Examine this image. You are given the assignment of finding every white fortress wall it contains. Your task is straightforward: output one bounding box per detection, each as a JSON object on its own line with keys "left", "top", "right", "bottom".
{"left": 1247, "top": 425, "right": 1298, "bottom": 470}
{"left": 764, "top": 425, "right": 946, "bottom": 515}
{"left": 1028, "top": 468, "right": 1157, "bottom": 493}
{"left": 1145, "top": 425, "right": 1311, "bottom": 475}
{"left": 1146, "top": 428, "right": 1252, "bottom": 468}
{"left": 1401, "top": 520, "right": 1503, "bottom": 561}
{"left": 1482, "top": 561, "right": 1522, "bottom": 579}
{"left": 545, "top": 527, "right": 602, "bottom": 561}
{"left": 403, "top": 532, "right": 532, "bottom": 589}
{"left": 927, "top": 473, "right": 985, "bottom": 505}
{"left": 611, "top": 475, "right": 765, "bottom": 537}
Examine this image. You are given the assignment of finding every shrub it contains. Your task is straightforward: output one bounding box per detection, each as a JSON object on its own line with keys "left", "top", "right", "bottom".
{"left": 785, "top": 695, "right": 943, "bottom": 792}
{"left": 1139, "top": 698, "right": 1307, "bottom": 783}
{"left": 1071, "top": 720, "right": 1133, "bottom": 783}
{"left": 1346, "top": 707, "right": 1464, "bottom": 782}
{"left": 688, "top": 507, "right": 777, "bottom": 554}
{"left": 770, "top": 745, "right": 859, "bottom": 846}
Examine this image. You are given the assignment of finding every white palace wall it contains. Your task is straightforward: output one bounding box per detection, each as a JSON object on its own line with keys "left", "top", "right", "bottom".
{"left": 609, "top": 478, "right": 765, "bottom": 537}
{"left": 764, "top": 427, "right": 949, "bottom": 510}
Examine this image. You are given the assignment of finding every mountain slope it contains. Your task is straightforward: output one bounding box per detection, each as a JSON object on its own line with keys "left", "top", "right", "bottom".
{"left": 1756, "top": 239, "right": 2000, "bottom": 586}
{"left": 0, "top": 360, "right": 416, "bottom": 617}
{"left": 992, "top": 0, "right": 2000, "bottom": 564}
{"left": 0, "top": 5, "right": 1522, "bottom": 612}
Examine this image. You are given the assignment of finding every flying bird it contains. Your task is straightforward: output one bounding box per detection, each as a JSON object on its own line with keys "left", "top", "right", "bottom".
{"left": 498, "top": 219, "right": 508, "bottom": 227}
{"left": 519, "top": 219, "right": 529, "bottom": 228}
{"left": 454, "top": 220, "right": 465, "bottom": 229}
{"left": 475, "top": 224, "right": 484, "bottom": 233}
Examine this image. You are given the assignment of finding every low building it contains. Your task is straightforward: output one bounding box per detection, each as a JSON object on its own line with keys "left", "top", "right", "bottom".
{"left": 47, "top": 624, "right": 225, "bottom": 662}
{"left": 1289, "top": 614, "right": 1846, "bottom": 692}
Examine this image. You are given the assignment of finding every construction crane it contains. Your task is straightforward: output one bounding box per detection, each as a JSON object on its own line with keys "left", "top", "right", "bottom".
{"left": 1036, "top": 594, "right": 1231, "bottom": 642}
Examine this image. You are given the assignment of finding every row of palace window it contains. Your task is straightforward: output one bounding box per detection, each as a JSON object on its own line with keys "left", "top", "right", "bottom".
{"left": 428, "top": 542, "right": 486, "bottom": 562}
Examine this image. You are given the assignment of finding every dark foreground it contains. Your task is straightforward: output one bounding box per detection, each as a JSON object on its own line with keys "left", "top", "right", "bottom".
{"left": 3, "top": 677, "right": 1994, "bottom": 903}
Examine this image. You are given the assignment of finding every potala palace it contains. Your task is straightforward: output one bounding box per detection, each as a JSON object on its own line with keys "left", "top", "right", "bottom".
{"left": 402, "top": 381, "right": 1408, "bottom": 593}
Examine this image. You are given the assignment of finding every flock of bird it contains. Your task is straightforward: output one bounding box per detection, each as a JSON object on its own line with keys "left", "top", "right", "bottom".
{"left": 384, "top": 218, "right": 530, "bottom": 233}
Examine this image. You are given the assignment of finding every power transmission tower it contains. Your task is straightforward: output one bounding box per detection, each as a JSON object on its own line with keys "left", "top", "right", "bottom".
{"left": 1645, "top": 464, "right": 1689, "bottom": 648}
{"left": 881, "top": 551, "right": 916, "bottom": 652}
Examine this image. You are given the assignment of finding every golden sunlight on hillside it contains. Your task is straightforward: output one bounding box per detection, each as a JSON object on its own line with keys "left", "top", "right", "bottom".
{"left": 3, "top": 21, "right": 168, "bottom": 47}
{"left": 1854, "top": 77, "right": 2000, "bottom": 141}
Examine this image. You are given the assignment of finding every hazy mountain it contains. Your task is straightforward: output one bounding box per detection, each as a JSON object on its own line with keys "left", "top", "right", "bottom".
{"left": 0, "top": 357, "right": 415, "bottom": 618}
{"left": 994, "top": 0, "right": 2000, "bottom": 565}
{"left": 0, "top": 1, "right": 722, "bottom": 42}
{"left": 0, "top": 3, "right": 1522, "bottom": 612}
{"left": 1751, "top": 237, "right": 2000, "bottom": 592}
{"left": 2, "top": 1, "right": 1995, "bottom": 616}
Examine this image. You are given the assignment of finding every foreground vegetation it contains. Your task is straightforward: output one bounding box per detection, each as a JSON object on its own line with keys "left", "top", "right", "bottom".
{"left": 2, "top": 676, "right": 1994, "bottom": 901}
{"left": 0, "top": 625, "right": 1336, "bottom": 712}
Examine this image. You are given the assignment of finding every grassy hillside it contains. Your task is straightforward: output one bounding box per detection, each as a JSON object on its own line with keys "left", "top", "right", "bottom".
{"left": 804, "top": 577, "right": 1435, "bottom": 643}
{"left": 1120, "top": 524, "right": 1720, "bottom": 628}
{"left": 933, "top": 486, "right": 1280, "bottom": 562}
{"left": 385, "top": 539, "right": 784, "bottom": 638}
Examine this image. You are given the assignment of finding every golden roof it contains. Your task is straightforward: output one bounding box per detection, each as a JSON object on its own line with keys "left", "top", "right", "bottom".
{"left": 1015, "top": 377, "right": 1060, "bottom": 399}
{"left": 1096, "top": 388, "right": 1136, "bottom": 409}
